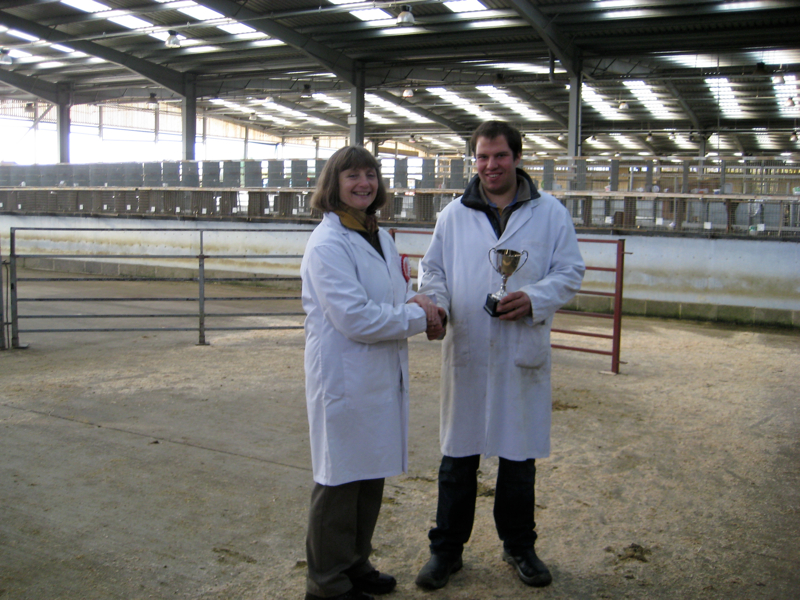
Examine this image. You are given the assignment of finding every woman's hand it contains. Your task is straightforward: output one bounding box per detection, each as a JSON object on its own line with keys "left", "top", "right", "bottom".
{"left": 408, "top": 294, "right": 439, "bottom": 322}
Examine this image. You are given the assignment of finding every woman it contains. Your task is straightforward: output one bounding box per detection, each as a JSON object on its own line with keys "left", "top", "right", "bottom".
{"left": 301, "top": 146, "right": 443, "bottom": 600}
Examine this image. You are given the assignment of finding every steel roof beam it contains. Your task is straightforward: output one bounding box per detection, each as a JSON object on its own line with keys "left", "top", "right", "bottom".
{"left": 507, "top": 0, "right": 581, "bottom": 78}
{"left": 0, "top": 10, "right": 188, "bottom": 96}
{"left": 193, "top": 0, "right": 361, "bottom": 86}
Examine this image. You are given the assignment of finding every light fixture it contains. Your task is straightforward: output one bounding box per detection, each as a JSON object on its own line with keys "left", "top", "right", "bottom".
{"left": 772, "top": 73, "right": 784, "bottom": 85}
{"left": 147, "top": 93, "right": 158, "bottom": 105}
{"left": 402, "top": 87, "right": 414, "bottom": 99}
{"left": 249, "top": 113, "right": 257, "bottom": 121}
{"left": 753, "top": 62, "right": 769, "bottom": 76}
{"left": 618, "top": 101, "right": 629, "bottom": 110}
{"left": 492, "top": 73, "right": 506, "bottom": 87}
{"left": 668, "top": 132, "right": 676, "bottom": 140}
{"left": 300, "top": 84, "right": 312, "bottom": 99}
{"left": 24, "top": 102, "right": 35, "bottom": 114}
{"left": 785, "top": 97, "right": 795, "bottom": 107}
{"left": 0, "top": 49, "right": 12, "bottom": 65}
{"left": 791, "top": 131, "right": 798, "bottom": 142}
{"left": 397, "top": 5, "right": 415, "bottom": 26}
{"left": 586, "top": 135, "right": 595, "bottom": 142}
{"left": 165, "top": 30, "right": 181, "bottom": 49}
{"left": 646, "top": 132, "right": 654, "bottom": 142}
{"left": 408, "top": 134, "right": 416, "bottom": 143}
{"left": 557, "top": 133, "right": 565, "bottom": 141}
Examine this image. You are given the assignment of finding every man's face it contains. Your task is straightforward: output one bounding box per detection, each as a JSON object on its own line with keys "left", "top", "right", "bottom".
{"left": 474, "top": 135, "right": 520, "bottom": 200}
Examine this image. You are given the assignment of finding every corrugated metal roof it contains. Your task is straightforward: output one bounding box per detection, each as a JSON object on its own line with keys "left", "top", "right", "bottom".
{"left": 0, "top": 0, "right": 797, "bottom": 156}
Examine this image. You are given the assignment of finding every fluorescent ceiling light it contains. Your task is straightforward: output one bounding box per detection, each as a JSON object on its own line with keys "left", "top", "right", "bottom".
{"left": 444, "top": 0, "right": 487, "bottom": 12}
{"left": 51, "top": 44, "right": 75, "bottom": 53}
{"left": 61, "top": 0, "right": 108, "bottom": 12}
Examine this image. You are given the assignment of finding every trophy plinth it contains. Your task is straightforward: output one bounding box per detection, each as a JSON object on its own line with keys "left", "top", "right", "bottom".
{"left": 484, "top": 248, "right": 527, "bottom": 317}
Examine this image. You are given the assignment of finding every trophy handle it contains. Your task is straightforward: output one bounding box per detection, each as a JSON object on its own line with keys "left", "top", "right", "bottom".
{"left": 516, "top": 250, "right": 529, "bottom": 272}
{"left": 487, "top": 247, "right": 498, "bottom": 267}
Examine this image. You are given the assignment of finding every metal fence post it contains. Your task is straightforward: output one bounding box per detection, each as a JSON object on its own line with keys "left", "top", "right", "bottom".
{"left": 197, "top": 230, "right": 208, "bottom": 345}
{"left": 611, "top": 239, "right": 626, "bottom": 374}
{"left": 0, "top": 239, "right": 6, "bottom": 350}
{"left": 9, "top": 227, "right": 25, "bottom": 349}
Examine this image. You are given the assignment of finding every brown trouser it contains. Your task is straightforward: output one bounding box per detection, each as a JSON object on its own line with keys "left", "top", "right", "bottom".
{"left": 306, "top": 478, "right": 384, "bottom": 597}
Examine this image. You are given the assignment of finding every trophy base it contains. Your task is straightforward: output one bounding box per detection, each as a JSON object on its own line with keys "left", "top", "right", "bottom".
{"left": 484, "top": 293, "right": 501, "bottom": 317}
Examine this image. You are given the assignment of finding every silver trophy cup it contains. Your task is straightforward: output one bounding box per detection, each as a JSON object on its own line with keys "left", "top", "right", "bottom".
{"left": 484, "top": 248, "right": 528, "bottom": 317}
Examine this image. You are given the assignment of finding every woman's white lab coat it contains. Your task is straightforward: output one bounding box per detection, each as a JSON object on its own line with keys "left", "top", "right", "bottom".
{"left": 301, "top": 213, "right": 427, "bottom": 486}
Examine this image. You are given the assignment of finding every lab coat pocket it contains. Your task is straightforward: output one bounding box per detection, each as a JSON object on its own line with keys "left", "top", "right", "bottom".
{"left": 341, "top": 345, "right": 397, "bottom": 408}
{"left": 513, "top": 322, "right": 549, "bottom": 369}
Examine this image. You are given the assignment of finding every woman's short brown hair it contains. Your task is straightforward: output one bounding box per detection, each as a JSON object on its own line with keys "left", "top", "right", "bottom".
{"left": 310, "top": 146, "right": 388, "bottom": 214}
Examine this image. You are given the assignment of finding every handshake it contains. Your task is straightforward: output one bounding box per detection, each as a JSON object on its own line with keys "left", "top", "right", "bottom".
{"left": 408, "top": 294, "right": 447, "bottom": 341}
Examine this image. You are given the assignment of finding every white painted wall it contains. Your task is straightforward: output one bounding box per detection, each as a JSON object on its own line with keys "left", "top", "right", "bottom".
{"left": 2, "top": 215, "right": 798, "bottom": 312}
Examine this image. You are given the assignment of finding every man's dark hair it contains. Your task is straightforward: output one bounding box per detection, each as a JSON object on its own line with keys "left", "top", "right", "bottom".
{"left": 470, "top": 121, "right": 523, "bottom": 160}
{"left": 310, "top": 145, "right": 387, "bottom": 214}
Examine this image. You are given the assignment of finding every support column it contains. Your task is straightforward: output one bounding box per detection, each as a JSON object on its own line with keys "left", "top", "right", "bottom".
{"left": 182, "top": 75, "right": 197, "bottom": 161}
{"left": 349, "top": 69, "right": 365, "bottom": 147}
{"left": 57, "top": 83, "right": 72, "bottom": 164}
{"left": 566, "top": 69, "right": 583, "bottom": 158}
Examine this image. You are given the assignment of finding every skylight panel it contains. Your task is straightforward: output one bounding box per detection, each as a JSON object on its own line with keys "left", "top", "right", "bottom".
{"left": 173, "top": 5, "right": 224, "bottom": 21}
{"left": 706, "top": 78, "right": 744, "bottom": 119}
{"left": 524, "top": 135, "right": 559, "bottom": 150}
{"left": 754, "top": 128, "right": 779, "bottom": 151}
{"left": 7, "top": 30, "right": 39, "bottom": 42}
{"left": 444, "top": 0, "right": 487, "bottom": 12}
{"left": 477, "top": 86, "right": 546, "bottom": 121}
{"left": 774, "top": 74, "right": 800, "bottom": 116}
{"left": 61, "top": 0, "right": 108, "bottom": 12}
{"left": 485, "top": 63, "right": 559, "bottom": 75}
{"left": 349, "top": 9, "right": 393, "bottom": 22}
{"left": 623, "top": 81, "right": 675, "bottom": 119}
{"left": 108, "top": 15, "right": 153, "bottom": 30}
{"left": 183, "top": 46, "right": 221, "bottom": 54}
{"left": 366, "top": 94, "right": 433, "bottom": 124}
{"left": 312, "top": 93, "right": 349, "bottom": 112}
{"left": 582, "top": 86, "right": 625, "bottom": 119}
{"left": 51, "top": 44, "right": 75, "bottom": 53}
{"left": 252, "top": 39, "right": 286, "bottom": 47}
{"left": 36, "top": 61, "right": 67, "bottom": 69}
{"left": 217, "top": 23, "right": 256, "bottom": 35}
{"left": 427, "top": 87, "right": 499, "bottom": 121}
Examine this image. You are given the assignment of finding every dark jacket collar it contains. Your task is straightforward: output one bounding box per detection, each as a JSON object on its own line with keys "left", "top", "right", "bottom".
{"left": 460, "top": 168, "right": 541, "bottom": 238}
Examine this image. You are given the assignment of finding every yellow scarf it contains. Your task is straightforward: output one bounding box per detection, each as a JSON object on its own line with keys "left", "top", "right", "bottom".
{"left": 333, "top": 205, "right": 379, "bottom": 234}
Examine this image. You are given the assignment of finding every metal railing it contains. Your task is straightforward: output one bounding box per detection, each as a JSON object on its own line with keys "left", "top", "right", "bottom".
{"left": 6, "top": 227, "right": 307, "bottom": 348}
{"left": 551, "top": 238, "right": 627, "bottom": 374}
{"left": 389, "top": 229, "right": 627, "bottom": 374}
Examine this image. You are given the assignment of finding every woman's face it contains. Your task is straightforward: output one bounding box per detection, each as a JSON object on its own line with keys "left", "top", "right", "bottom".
{"left": 338, "top": 166, "right": 378, "bottom": 212}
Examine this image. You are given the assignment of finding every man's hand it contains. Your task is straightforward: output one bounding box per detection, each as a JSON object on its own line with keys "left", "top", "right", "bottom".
{"left": 497, "top": 291, "right": 532, "bottom": 321}
{"left": 426, "top": 306, "right": 447, "bottom": 340}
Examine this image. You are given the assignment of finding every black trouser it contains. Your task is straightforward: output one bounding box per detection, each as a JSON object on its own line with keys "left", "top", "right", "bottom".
{"left": 306, "top": 478, "right": 384, "bottom": 597}
{"left": 428, "top": 455, "right": 537, "bottom": 558}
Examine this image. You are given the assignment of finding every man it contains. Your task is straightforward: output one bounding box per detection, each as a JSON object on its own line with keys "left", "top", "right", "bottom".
{"left": 416, "top": 121, "right": 585, "bottom": 590}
